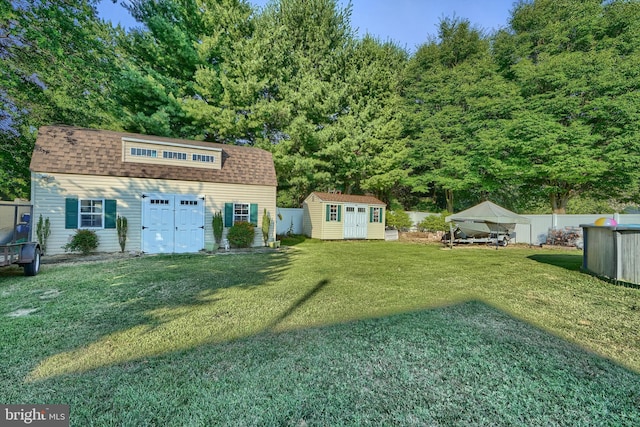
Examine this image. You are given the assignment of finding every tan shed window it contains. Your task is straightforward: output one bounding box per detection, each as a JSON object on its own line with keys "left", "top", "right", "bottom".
{"left": 192, "top": 154, "right": 215, "bottom": 163}
{"left": 370, "top": 207, "right": 383, "bottom": 223}
{"left": 163, "top": 151, "right": 187, "bottom": 160}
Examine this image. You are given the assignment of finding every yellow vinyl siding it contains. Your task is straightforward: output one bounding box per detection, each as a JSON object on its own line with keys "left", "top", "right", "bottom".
{"left": 303, "top": 198, "right": 328, "bottom": 239}
{"left": 322, "top": 203, "right": 344, "bottom": 239}
{"left": 302, "top": 193, "right": 386, "bottom": 240}
{"left": 367, "top": 209, "right": 385, "bottom": 239}
{"left": 31, "top": 173, "right": 276, "bottom": 254}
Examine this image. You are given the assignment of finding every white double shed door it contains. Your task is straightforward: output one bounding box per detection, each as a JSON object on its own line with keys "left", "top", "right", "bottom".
{"left": 343, "top": 204, "right": 368, "bottom": 239}
{"left": 142, "top": 193, "right": 205, "bottom": 254}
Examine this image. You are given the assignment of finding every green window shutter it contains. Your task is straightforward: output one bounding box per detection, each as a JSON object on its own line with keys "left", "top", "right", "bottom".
{"left": 224, "top": 203, "right": 233, "bottom": 226}
{"left": 326, "top": 204, "right": 330, "bottom": 222}
{"left": 337, "top": 205, "right": 342, "bottom": 222}
{"left": 250, "top": 204, "right": 258, "bottom": 226}
{"left": 104, "top": 199, "right": 117, "bottom": 229}
{"left": 65, "top": 198, "right": 78, "bottom": 229}
{"left": 370, "top": 207, "right": 374, "bottom": 223}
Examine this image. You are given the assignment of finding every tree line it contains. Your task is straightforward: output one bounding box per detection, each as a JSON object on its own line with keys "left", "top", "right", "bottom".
{"left": 2, "top": 0, "right": 639, "bottom": 213}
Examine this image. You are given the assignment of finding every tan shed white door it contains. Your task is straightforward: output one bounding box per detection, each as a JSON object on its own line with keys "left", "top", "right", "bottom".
{"left": 142, "top": 194, "right": 204, "bottom": 253}
{"left": 344, "top": 205, "right": 368, "bottom": 239}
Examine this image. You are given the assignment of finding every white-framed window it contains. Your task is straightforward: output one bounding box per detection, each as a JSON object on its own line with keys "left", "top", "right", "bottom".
{"left": 329, "top": 204, "right": 339, "bottom": 221}
{"left": 234, "top": 203, "right": 250, "bottom": 223}
{"left": 192, "top": 154, "right": 215, "bottom": 163}
{"left": 80, "top": 199, "right": 103, "bottom": 228}
{"left": 371, "top": 207, "right": 383, "bottom": 223}
{"left": 130, "top": 147, "right": 157, "bottom": 157}
{"left": 66, "top": 198, "right": 116, "bottom": 230}
{"left": 163, "top": 151, "right": 187, "bottom": 160}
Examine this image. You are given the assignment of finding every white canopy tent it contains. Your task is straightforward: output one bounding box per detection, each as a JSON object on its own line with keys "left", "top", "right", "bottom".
{"left": 445, "top": 201, "right": 531, "bottom": 247}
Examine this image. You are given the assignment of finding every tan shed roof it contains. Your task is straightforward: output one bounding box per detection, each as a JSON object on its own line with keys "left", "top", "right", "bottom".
{"left": 310, "top": 192, "right": 385, "bottom": 206}
{"left": 30, "top": 126, "right": 277, "bottom": 187}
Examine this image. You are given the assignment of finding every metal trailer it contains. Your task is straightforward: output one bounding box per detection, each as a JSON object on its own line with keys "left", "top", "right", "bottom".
{"left": 0, "top": 202, "right": 41, "bottom": 276}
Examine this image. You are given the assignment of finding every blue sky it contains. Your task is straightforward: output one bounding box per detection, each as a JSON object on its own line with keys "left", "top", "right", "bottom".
{"left": 97, "top": 0, "right": 515, "bottom": 52}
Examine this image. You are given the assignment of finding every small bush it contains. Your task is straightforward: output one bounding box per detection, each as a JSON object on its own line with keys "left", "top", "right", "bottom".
{"left": 386, "top": 210, "right": 412, "bottom": 231}
{"left": 36, "top": 214, "right": 51, "bottom": 255}
{"left": 63, "top": 229, "right": 99, "bottom": 255}
{"left": 116, "top": 216, "right": 128, "bottom": 252}
{"left": 417, "top": 211, "right": 449, "bottom": 232}
{"left": 261, "top": 208, "right": 271, "bottom": 246}
{"left": 212, "top": 211, "right": 224, "bottom": 244}
{"left": 227, "top": 221, "right": 255, "bottom": 248}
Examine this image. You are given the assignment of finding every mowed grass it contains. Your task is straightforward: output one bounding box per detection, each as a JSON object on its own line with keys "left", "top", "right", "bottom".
{"left": 1, "top": 240, "right": 639, "bottom": 426}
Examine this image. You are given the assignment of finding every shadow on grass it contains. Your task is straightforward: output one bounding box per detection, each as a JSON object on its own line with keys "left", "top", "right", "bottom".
{"left": 266, "top": 278, "right": 330, "bottom": 331}
{"left": 18, "top": 301, "right": 640, "bottom": 425}
{"left": 527, "top": 253, "right": 583, "bottom": 271}
{"left": 4, "top": 251, "right": 295, "bottom": 380}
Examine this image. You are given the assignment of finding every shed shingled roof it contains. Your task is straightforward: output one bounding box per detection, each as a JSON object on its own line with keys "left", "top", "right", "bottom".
{"left": 309, "top": 192, "right": 385, "bottom": 205}
{"left": 30, "top": 126, "right": 277, "bottom": 187}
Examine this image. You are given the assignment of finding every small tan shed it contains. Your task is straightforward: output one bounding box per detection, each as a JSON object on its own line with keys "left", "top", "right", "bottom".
{"left": 303, "top": 192, "right": 386, "bottom": 240}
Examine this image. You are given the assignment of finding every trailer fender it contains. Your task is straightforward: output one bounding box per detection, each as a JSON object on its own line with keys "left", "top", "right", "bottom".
{"left": 18, "top": 243, "right": 41, "bottom": 264}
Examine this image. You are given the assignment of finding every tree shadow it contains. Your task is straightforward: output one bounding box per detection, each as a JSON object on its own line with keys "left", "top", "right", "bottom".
{"left": 527, "top": 253, "right": 583, "bottom": 272}
{"left": 9, "top": 251, "right": 295, "bottom": 380}
{"left": 19, "top": 300, "right": 640, "bottom": 425}
{"left": 265, "top": 278, "right": 330, "bottom": 331}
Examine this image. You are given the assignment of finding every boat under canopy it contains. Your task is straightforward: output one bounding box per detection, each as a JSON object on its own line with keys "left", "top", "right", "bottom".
{"left": 444, "top": 201, "right": 531, "bottom": 245}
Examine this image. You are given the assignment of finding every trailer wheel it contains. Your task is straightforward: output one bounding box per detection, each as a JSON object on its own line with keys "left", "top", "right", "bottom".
{"left": 24, "top": 247, "right": 41, "bottom": 276}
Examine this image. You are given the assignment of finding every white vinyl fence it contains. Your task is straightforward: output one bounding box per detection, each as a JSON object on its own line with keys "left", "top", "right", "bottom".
{"left": 410, "top": 211, "right": 640, "bottom": 245}
{"left": 278, "top": 207, "right": 640, "bottom": 245}
{"left": 512, "top": 213, "right": 640, "bottom": 245}
{"left": 276, "top": 208, "right": 304, "bottom": 235}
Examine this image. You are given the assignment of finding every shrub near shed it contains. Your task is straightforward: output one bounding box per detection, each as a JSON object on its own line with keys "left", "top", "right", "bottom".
{"left": 227, "top": 221, "right": 256, "bottom": 248}
{"left": 63, "top": 229, "right": 99, "bottom": 255}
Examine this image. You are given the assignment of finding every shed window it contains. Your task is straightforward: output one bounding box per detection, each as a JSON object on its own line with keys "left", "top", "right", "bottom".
{"left": 65, "top": 198, "right": 116, "bottom": 229}
{"left": 192, "top": 154, "right": 215, "bottom": 163}
{"left": 234, "top": 203, "right": 250, "bottom": 223}
{"left": 130, "top": 147, "right": 157, "bottom": 157}
{"left": 163, "top": 151, "right": 187, "bottom": 160}
{"left": 80, "top": 199, "right": 103, "bottom": 228}
{"left": 224, "top": 203, "right": 258, "bottom": 226}
{"left": 370, "top": 207, "right": 383, "bottom": 223}
{"left": 330, "top": 205, "right": 339, "bottom": 221}
{"left": 326, "top": 204, "right": 341, "bottom": 222}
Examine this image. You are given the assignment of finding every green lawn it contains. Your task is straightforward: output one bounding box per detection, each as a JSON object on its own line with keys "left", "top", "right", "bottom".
{"left": 1, "top": 240, "right": 639, "bottom": 426}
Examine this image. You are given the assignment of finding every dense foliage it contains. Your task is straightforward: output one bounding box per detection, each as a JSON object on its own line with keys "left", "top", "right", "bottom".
{"left": 1, "top": 0, "right": 639, "bottom": 213}
{"left": 63, "top": 229, "right": 99, "bottom": 255}
{"left": 417, "top": 212, "right": 449, "bottom": 232}
{"left": 227, "top": 221, "right": 256, "bottom": 248}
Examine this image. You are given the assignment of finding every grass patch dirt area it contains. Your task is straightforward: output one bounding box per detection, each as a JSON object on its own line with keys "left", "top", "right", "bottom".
{"left": 1, "top": 241, "right": 639, "bottom": 425}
